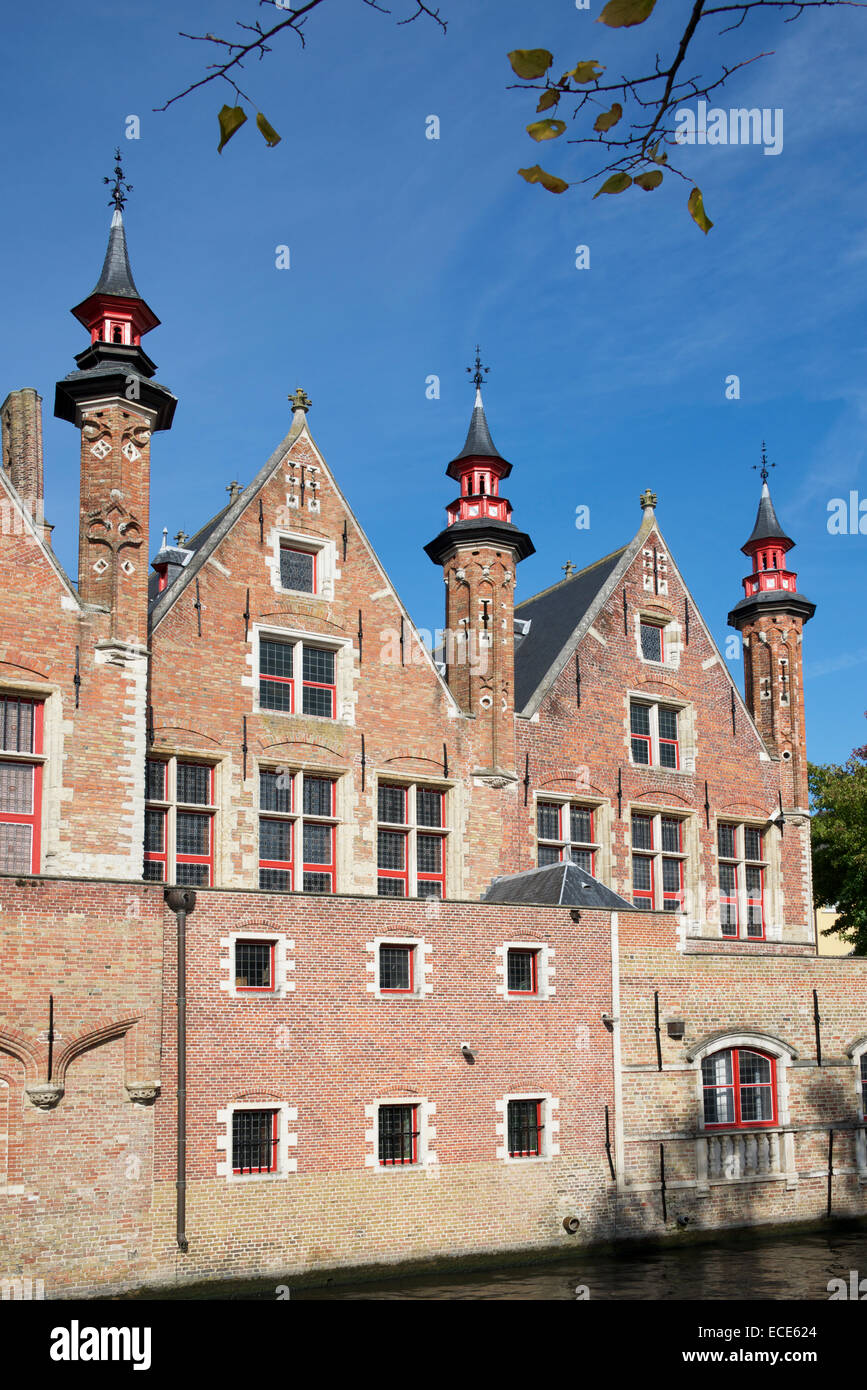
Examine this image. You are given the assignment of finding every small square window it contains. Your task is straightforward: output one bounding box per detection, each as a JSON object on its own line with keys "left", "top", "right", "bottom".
{"left": 378, "top": 1104, "right": 419, "bottom": 1166}
{"left": 507, "top": 1099, "right": 543, "bottom": 1157}
{"left": 232, "top": 1109, "right": 278, "bottom": 1174}
{"left": 379, "top": 943, "right": 414, "bottom": 993}
{"left": 279, "top": 546, "right": 315, "bottom": 594}
{"left": 235, "top": 940, "right": 274, "bottom": 992}
{"left": 640, "top": 622, "right": 664, "bottom": 662}
{"left": 507, "top": 948, "right": 538, "bottom": 996}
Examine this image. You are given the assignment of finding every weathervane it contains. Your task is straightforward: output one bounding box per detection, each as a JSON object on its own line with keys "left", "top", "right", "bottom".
{"left": 753, "top": 441, "right": 776, "bottom": 485}
{"left": 466, "top": 346, "right": 489, "bottom": 391}
{"left": 104, "top": 148, "right": 133, "bottom": 211}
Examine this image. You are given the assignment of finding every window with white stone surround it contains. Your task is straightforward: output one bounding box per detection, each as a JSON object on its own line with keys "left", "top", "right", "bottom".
{"left": 364, "top": 1097, "right": 436, "bottom": 1170}
{"left": 496, "top": 1093, "right": 559, "bottom": 1162}
{"left": 634, "top": 611, "right": 682, "bottom": 671}
{"left": 248, "top": 625, "right": 354, "bottom": 725}
{"left": 219, "top": 930, "right": 295, "bottom": 999}
{"left": 495, "top": 942, "right": 555, "bottom": 1000}
{"left": 265, "top": 528, "right": 336, "bottom": 601}
{"left": 366, "top": 936, "right": 433, "bottom": 1000}
{"left": 216, "top": 1101, "right": 297, "bottom": 1181}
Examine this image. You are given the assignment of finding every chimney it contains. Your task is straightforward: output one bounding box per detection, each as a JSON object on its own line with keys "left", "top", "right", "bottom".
{"left": 1, "top": 389, "right": 44, "bottom": 524}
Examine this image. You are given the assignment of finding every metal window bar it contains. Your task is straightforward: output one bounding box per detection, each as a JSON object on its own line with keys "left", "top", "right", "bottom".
{"left": 232, "top": 1110, "right": 277, "bottom": 1174}
{"left": 508, "top": 1100, "right": 543, "bottom": 1157}
{"left": 378, "top": 1106, "right": 418, "bottom": 1165}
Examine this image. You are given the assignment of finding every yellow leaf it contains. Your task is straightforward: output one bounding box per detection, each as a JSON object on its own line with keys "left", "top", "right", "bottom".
{"left": 518, "top": 164, "right": 570, "bottom": 194}
{"left": 593, "top": 172, "right": 632, "bottom": 198}
{"left": 565, "top": 60, "right": 604, "bottom": 84}
{"left": 217, "top": 104, "right": 247, "bottom": 154}
{"left": 527, "top": 119, "right": 568, "bottom": 142}
{"left": 536, "top": 89, "right": 561, "bottom": 113}
{"left": 508, "top": 49, "right": 554, "bottom": 80}
{"left": 635, "top": 169, "right": 663, "bottom": 190}
{"left": 598, "top": 0, "right": 657, "bottom": 27}
{"left": 256, "top": 112, "right": 282, "bottom": 148}
{"left": 688, "top": 186, "right": 714, "bottom": 233}
{"left": 593, "top": 103, "right": 623, "bottom": 133}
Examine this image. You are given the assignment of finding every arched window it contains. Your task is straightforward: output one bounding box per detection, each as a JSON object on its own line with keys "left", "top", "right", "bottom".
{"left": 701, "top": 1048, "right": 777, "bottom": 1129}
{"left": 112, "top": 324, "right": 123, "bottom": 344}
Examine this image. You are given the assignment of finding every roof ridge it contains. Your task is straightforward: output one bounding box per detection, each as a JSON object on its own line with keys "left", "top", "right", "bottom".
{"left": 516, "top": 544, "right": 629, "bottom": 610}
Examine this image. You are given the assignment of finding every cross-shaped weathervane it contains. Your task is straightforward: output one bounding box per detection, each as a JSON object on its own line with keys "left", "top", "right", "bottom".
{"left": 104, "top": 148, "right": 133, "bottom": 211}
{"left": 467, "top": 347, "right": 489, "bottom": 390}
{"left": 753, "top": 441, "right": 776, "bottom": 485}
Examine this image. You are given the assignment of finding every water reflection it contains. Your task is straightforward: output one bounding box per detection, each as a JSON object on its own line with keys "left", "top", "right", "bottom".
{"left": 145, "top": 1226, "right": 867, "bottom": 1301}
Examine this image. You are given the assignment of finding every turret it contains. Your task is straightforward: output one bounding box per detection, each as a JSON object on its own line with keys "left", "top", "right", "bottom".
{"left": 425, "top": 352, "right": 534, "bottom": 778}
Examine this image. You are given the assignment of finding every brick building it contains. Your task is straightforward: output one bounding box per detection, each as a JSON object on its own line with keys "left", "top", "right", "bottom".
{"left": 0, "top": 193, "right": 865, "bottom": 1297}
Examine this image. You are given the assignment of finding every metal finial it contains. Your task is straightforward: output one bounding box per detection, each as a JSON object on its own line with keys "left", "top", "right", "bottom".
{"left": 289, "top": 386, "right": 312, "bottom": 414}
{"left": 174, "top": 529, "right": 189, "bottom": 547}
{"left": 466, "top": 346, "right": 489, "bottom": 391}
{"left": 752, "top": 442, "right": 775, "bottom": 486}
{"left": 562, "top": 561, "right": 575, "bottom": 578}
{"left": 160, "top": 527, "right": 168, "bottom": 551}
{"left": 103, "top": 148, "right": 133, "bottom": 211}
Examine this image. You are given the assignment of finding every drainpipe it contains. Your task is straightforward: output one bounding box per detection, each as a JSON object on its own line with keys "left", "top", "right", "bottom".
{"left": 165, "top": 887, "right": 197, "bottom": 1254}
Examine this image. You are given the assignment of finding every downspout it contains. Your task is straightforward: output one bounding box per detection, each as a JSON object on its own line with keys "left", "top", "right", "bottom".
{"left": 165, "top": 887, "right": 197, "bottom": 1253}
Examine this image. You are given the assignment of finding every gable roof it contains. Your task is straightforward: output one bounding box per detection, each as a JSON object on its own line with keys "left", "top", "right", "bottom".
{"left": 514, "top": 546, "right": 628, "bottom": 712}
{"left": 482, "top": 860, "right": 635, "bottom": 910}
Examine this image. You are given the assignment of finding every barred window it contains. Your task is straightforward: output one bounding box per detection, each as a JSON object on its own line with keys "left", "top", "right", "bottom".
{"left": 379, "top": 944, "right": 413, "bottom": 993}
{"left": 507, "top": 1099, "right": 543, "bottom": 1157}
{"left": 378, "top": 1104, "right": 418, "bottom": 1166}
{"left": 507, "top": 949, "right": 538, "bottom": 996}
{"left": 235, "top": 940, "right": 274, "bottom": 992}
{"left": 232, "top": 1109, "right": 278, "bottom": 1174}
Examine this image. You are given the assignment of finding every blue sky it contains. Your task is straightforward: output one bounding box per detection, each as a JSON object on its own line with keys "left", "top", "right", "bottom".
{"left": 2, "top": 0, "right": 865, "bottom": 763}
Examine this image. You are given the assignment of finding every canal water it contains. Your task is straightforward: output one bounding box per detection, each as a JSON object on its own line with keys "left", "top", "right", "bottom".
{"left": 145, "top": 1225, "right": 867, "bottom": 1300}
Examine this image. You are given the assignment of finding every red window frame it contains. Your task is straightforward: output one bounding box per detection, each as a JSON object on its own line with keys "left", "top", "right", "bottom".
{"left": 175, "top": 762, "right": 215, "bottom": 887}
{"left": 378, "top": 942, "right": 415, "bottom": 995}
{"left": 144, "top": 758, "right": 168, "bottom": 882}
{"left": 302, "top": 816, "right": 335, "bottom": 893}
{"left": 745, "top": 865, "right": 765, "bottom": 940}
{"left": 259, "top": 638, "right": 295, "bottom": 713}
{"left": 232, "top": 1108, "right": 278, "bottom": 1175}
{"left": 0, "top": 697, "right": 43, "bottom": 875}
{"left": 630, "top": 703, "right": 652, "bottom": 765}
{"left": 416, "top": 785, "right": 446, "bottom": 897}
{"left": 507, "top": 1099, "right": 544, "bottom": 1157}
{"left": 234, "top": 939, "right": 276, "bottom": 994}
{"left": 506, "top": 948, "right": 539, "bottom": 997}
{"left": 861, "top": 1054, "right": 867, "bottom": 1121}
{"left": 279, "top": 544, "right": 317, "bottom": 595}
{"left": 661, "top": 816, "right": 684, "bottom": 912}
{"left": 259, "top": 816, "right": 294, "bottom": 890}
{"left": 301, "top": 645, "right": 336, "bottom": 720}
{"left": 631, "top": 813, "right": 654, "bottom": 908}
{"left": 377, "top": 784, "right": 409, "bottom": 896}
{"left": 658, "top": 707, "right": 680, "bottom": 769}
{"left": 702, "top": 1049, "right": 777, "bottom": 1130}
{"left": 640, "top": 621, "right": 665, "bottom": 663}
{"left": 719, "top": 861, "right": 739, "bottom": 937}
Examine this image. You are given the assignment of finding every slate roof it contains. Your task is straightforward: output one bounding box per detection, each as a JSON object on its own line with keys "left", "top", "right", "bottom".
{"left": 91, "top": 209, "right": 141, "bottom": 300}
{"left": 482, "top": 860, "right": 635, "bottom": 910}
{"left": 743, "top": 482, "right": 792, "bottom": 551}
{"left": 513, "top": 547, "right": 628, "bottom": 712}
{"left": 451, "top": 390, "right": 505, "bottom": 464}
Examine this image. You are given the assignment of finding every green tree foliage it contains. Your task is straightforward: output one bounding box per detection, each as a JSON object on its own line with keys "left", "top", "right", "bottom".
{"left": 809, "top": 738, "right": 867, "bottom": 955}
